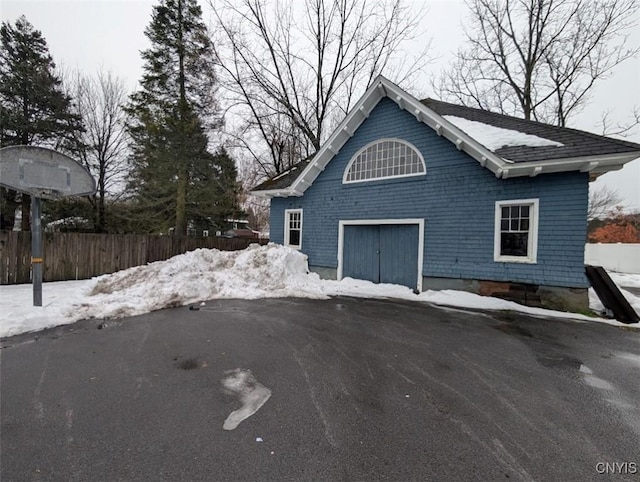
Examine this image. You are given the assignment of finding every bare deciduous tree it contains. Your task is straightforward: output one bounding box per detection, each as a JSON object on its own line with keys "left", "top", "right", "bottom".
{"left": 69, "top": 70, "right": 129, "bottom": 232}
{"left": 598, "top": 107, "right": 640, "bottom": 138}
{"left": 589, "top": 185, "right": 622, "bottom": 220}
{"left": 210, "top": 0, "right": 431, "bottom": 177}
{"left": 435, "top": 0, "right": 639, "bottom": 127}
{"left": 236, "top": 155, "right": 271, "bottom": 230}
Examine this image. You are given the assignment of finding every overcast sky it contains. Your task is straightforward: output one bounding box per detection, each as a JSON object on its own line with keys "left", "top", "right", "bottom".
{"left": 2, "top": 0, "right": 639, "bottom": 210}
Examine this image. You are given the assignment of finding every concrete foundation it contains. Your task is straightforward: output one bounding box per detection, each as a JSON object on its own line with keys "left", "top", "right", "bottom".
{"left": 423, "top": 276, "right": 589, "bottom": 313}
{"left": 309, "top": 266, "right": 337, "bottom": 280}
{"left": 308, "top": 267, "right": 589, "bottom": 313}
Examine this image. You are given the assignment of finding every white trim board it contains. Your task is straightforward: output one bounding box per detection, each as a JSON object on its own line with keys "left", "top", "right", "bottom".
{"left": 251, "top": 76, "right": 640, "bottom": 198}
{"left": 337, "top": 218, "right": 425, "bottom": 292}
{"left": 493, "top": 199, "right": 539, "bottom": 264}
{"left": 342, "top": 137, "right": 426, "bottom": 184}
{"left": 284, "top": 209, "right": 303, "bottom": 249}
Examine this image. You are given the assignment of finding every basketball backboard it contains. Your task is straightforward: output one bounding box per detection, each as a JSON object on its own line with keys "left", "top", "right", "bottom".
{"left": 0, "top": 145, "right": 96, "bottom": 199}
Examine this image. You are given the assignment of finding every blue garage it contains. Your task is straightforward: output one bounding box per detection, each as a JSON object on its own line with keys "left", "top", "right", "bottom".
{"left": 252, "top": 76, "right": 640, "bottom": 312}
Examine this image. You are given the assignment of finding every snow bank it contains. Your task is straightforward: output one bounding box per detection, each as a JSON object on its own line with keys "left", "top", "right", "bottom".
{"left": 0, "top": 280, "right": 92, "bottom": 338}
{"left": 1, "top": 244, "right": 638, "bottom": 338}
{"left": 74, "top": 243, "right": 329, "bottom": 321}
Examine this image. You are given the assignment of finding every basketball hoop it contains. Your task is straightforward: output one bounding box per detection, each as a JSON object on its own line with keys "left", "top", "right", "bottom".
{"left": 31, "top": 188, "right": 64, "bottom": 200}
{"left": 0, "top": 145, "right": 96, "bottom": 307}
{"left": 0, "top": 145, "right": 96, "bottom": 198}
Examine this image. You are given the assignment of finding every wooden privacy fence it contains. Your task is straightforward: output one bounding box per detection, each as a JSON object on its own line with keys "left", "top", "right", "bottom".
{"left": 0, "top": 231, "right": 268, "bottom": 285}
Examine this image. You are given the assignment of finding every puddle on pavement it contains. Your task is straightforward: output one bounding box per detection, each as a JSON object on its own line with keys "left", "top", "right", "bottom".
{"left": 175, "top": 357, "right": 200, "bottom": 370}
{"left": 537, "top": 355, "right": 582, "bottom": 370}
{"left": 492, "top": 323, "right": 534, "bottom": 338}
{"left": 538, "top": 357, "right": 615, "bottom": 391}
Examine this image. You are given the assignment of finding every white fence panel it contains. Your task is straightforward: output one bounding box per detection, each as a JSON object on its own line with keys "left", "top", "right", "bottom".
{"left": 585, "top": 244, "right": 640, "bottom": 274}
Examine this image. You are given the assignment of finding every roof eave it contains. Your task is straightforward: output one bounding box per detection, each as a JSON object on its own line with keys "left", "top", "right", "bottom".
{"left": 252, "top": 76, "right": 640, "bottom": 195}
{"left": 379, "top": 80, "right": 509, "bottom": 177}
{"left": 289, "top": 80, "right": 389, "bottom": 194}
{"left": 289, "top": 76, "right": 510, "bottom": 191}
{"left": 250, "top": 188, "right": 303, "bottom": 198}
{"left": 500, "top": 152, "right": 640, "bottom": 179}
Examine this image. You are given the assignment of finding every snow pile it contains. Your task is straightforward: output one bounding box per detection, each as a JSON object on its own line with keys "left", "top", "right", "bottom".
{"left": 444, "top": 115, "right": 563, "bottom": 151}
{"left": 1, "top": 244, "right": 638, "bottom": 338}
{"left": 73, "top": 243, "right": 328, "bottom": 321}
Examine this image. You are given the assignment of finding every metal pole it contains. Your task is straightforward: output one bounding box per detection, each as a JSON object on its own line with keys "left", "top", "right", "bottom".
{"left": 31, "top": 196, "right": 43, "bottom": 307}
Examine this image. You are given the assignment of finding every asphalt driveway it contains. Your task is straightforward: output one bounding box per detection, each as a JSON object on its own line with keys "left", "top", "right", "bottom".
{"left": 1, "top": 297, "right": 639, "bottom": 481}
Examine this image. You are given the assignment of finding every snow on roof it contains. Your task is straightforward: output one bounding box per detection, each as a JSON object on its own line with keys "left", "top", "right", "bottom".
{"left": 270, "top": 166, "right": 298, "bottom": 181}
{"left": 443, "top": 115, "right": 564, "bottom": 151}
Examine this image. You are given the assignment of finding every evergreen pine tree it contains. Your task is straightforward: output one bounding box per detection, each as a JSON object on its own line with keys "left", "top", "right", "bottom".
{"left": 0, "top": 16, "right": 82, "bottom": 230}
{"left": 189, "top": 146, "right": 243, "bottom": 232}
{"left": 125, "top": 0, "right": 234, "bottom": 235}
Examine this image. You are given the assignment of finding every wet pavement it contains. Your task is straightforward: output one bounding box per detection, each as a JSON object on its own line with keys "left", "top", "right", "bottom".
{"left": 1, "top": 297, "right": 639, "bottom": 481}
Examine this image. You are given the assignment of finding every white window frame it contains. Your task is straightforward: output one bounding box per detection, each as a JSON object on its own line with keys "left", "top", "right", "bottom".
{"left": 494, "top": 198, "right": 539, "bottom": 264}
{"left": 342, "top": 138, "right": 426, "bottom": 184}
{"left": 284, "top": 209, "right": 303, "bottom": 249}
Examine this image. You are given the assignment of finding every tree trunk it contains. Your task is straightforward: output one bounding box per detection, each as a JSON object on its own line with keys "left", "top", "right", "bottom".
{"left": 175, "top": 168, "right": 188, "bottom": 236}
{"left": 98, "top": 171, "right": 106, "bottom": 232}
{"left": 174, "top": 0, "right": 188, "bottom": 237}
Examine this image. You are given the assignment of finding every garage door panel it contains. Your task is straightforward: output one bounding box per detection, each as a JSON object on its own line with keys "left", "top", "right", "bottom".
{"left": 343, "top": 225, "right": 379, "bottom": 283}
{"left": 342, "top": 223, "right": 420, "bottom": 290}
{"left": 379, "top": 224, "right": 419, "bottom": 288}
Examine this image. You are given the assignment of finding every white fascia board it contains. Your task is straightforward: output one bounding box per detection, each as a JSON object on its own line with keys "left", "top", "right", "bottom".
{"left": 289, "top": 82, "right": 386, "bottom": 194}
{"left": 379, "top": 79, "right": 508, "bottom": 177}
{"left": 290, "top": 76, "right": 508, "bottom": 194}
{"left": 249, "top": 188, "right": 296, "bottom": 198}
{"left": 501, "top": 152, "right": 640, "bottom": 178}
{"left": 254, "top": 76, "right": 640, "bottom": 197}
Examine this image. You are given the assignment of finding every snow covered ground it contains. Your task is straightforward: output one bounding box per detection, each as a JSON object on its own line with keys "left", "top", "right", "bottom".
{"left": 589, "top": 272, "right": 640, "bottom": 320}
{"left": 1, "top": 244, "right": 638, "bottom": 339}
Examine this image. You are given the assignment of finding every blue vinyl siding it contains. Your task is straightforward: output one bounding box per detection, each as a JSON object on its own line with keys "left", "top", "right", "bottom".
{"left": 270, "top": 97, "right": 589, "bottom": 288}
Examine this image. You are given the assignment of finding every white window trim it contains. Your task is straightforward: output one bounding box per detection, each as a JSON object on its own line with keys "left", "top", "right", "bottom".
{"left": 342, "top": 138, "right": 426, "bottom": 184}
{"left": 494, "top": 198, "right": 539, "bottom": 264}
{"left": 337, "top": 218, "right": 425, "bottom": 292}
{"left": 284, "top": 209, "right": 303, "bottom": 249}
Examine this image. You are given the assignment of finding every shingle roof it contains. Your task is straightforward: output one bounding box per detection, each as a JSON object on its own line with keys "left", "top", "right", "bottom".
{"left": 251, "top": 158, "right": 312, "bottom": 192}
{"left": 421, "top": 99, "right": 640, "bottom": 163}
{"left": 251, "top": 83, "right": 640, "bottom": 194}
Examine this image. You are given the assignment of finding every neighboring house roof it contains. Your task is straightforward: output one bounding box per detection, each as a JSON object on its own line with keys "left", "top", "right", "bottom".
{"left": 251, "top": 158, "right": 312, "bottom": 194}
{"left": 251, "top": 76, "right": 640, "bottom": 197}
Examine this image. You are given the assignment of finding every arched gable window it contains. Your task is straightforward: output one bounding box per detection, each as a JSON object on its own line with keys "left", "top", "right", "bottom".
{"left": 343, "top": 138, "right": 425, "bottom": 183}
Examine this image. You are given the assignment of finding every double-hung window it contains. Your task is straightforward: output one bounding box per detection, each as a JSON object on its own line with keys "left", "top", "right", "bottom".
{"left": 494, "top": 199, "right": 539, "bottom": 263}
{"left": 285, "top": 209, "right": 303, "bottom": 249}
